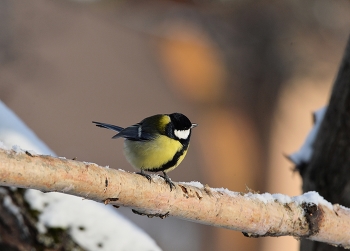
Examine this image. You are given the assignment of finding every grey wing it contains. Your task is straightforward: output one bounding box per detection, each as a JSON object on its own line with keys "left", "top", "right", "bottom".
{"left": 93, "top": 121, "right": 154, "bottom": 141}
{"left": 115, "top": 123, "right": 155, "bottom": 141}
{"left": 113, "top": 124, "right": 140, "bottom": 140}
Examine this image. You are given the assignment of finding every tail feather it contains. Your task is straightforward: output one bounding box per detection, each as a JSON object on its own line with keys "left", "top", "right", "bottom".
{"left": 92, "top": 121, "right": 124, "bottom": 132}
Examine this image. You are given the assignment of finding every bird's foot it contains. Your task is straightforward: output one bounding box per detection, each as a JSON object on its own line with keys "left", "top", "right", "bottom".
{"left": 159, "top": 172, "right": 176, "bottom": 191}
{"left": 136, "top": 170, "right": 152, "bottom": 183}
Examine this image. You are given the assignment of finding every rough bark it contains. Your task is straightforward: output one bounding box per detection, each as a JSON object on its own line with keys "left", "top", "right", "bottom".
{"left": 300, "top": 36, "right": 350, "bottom": 250}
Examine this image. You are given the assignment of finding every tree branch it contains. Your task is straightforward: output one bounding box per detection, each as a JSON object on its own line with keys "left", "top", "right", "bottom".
{"left": 0, "top": 148, "right": 349, "bottom": 248}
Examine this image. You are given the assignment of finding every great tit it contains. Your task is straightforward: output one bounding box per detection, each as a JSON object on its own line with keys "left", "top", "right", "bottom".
{"left": 93, "top": 113, "right": 197, "bottom": 190}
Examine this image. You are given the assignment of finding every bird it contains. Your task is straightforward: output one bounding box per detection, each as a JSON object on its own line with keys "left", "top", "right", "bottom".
{"left": 92, "top": 113, "right": 197, "bottom": 190}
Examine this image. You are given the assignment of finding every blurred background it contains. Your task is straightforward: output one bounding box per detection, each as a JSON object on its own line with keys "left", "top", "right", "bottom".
{"left": 0, "top": 0, "right": 349, "bottom": 250}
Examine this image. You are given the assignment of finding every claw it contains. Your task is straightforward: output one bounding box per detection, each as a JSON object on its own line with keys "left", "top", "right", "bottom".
{"left": 136, "top": 170, "right": 152, "bottom": 183}
{"left": 159, "top": 171, "right": 176, "bottom": 191}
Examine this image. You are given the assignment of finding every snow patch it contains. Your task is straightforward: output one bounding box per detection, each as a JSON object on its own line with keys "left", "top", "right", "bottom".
{"left": 244, "top": 192, "right": 275, "bottom": 204}
{"left": 272, "top": 193, "right": 292, "bottom": 204}
{"left": 83, "top": 161, "right": 98, "bottom": 166}
{"left": 25, "top": 190, "right": 162, "bottom": 251}
{"left": 244, "top": 190, "right": 333, "bottom": 210}
{"left": 179, "top": 181, "right": 204, "bottom": 189}
{"left": 289, "top": 107, "right": 327, "bottom": 165}
{"left": 3, "top": 195, "right": 30, "bottom": 237}
{"left": 292, "top": 191, "right": 333, "bottom": 210}
{"left": 0, "top": 100, "right": 54, "bottom": 155}
{"left": 11, "top": 145, "right": 25, "bottom": 154}
{"left": 214, "top": 187, "right": 240, "bottom": 197}
{"left": 0, "top": 141, "right": 10, "bottom": 150}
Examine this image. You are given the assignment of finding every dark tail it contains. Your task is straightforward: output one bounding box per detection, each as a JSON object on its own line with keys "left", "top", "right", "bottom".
{"left": 92, "top": 121, "right": 124, "bottom": 132}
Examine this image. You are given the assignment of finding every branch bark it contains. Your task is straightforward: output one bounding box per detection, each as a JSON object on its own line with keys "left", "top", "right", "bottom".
{"left": 0, "top": 148, "right": 349, "bottom": 248}
{"left": 300, "top": 36, "right": 350, "bottom": 250}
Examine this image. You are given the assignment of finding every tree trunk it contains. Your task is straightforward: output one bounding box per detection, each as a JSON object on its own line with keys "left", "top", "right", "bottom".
{"left": 300, "top": 35, "right": 350, "bottom": 250}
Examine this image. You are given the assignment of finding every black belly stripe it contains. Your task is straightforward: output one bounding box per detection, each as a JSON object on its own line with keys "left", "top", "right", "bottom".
{"left": 145, "top": 142, "right": 189, "bottom": 173}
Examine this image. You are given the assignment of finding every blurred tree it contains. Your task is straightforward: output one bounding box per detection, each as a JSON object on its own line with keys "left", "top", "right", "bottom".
{"left": 0, "top": 0, "right": 12, "bottom": 64}
{"left": 299, "top": 36, "right": 350, "bottom": 251}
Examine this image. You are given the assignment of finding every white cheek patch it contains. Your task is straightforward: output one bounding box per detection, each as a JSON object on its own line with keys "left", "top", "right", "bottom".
{"left": 174, "top": 129, "right": 190, "bottom": 139}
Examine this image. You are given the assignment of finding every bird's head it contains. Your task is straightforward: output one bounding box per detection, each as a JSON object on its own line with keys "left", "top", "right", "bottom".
{"left": 169, "top": 113, "right": 197, "bottom": 140}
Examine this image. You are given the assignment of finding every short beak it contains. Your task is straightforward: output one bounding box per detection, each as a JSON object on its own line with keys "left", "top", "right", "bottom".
{"left": 191, "top": 123, "right": 198, "bottom": 128}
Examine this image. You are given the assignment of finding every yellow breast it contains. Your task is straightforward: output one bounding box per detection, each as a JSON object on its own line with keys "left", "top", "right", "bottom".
{"left": 123, "top": 135, "right": 186, "bottom": 171}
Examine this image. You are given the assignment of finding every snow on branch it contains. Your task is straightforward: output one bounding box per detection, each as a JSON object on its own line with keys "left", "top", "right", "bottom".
{"left": 0, "top": 147, "right": 349, "bottom": 248}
